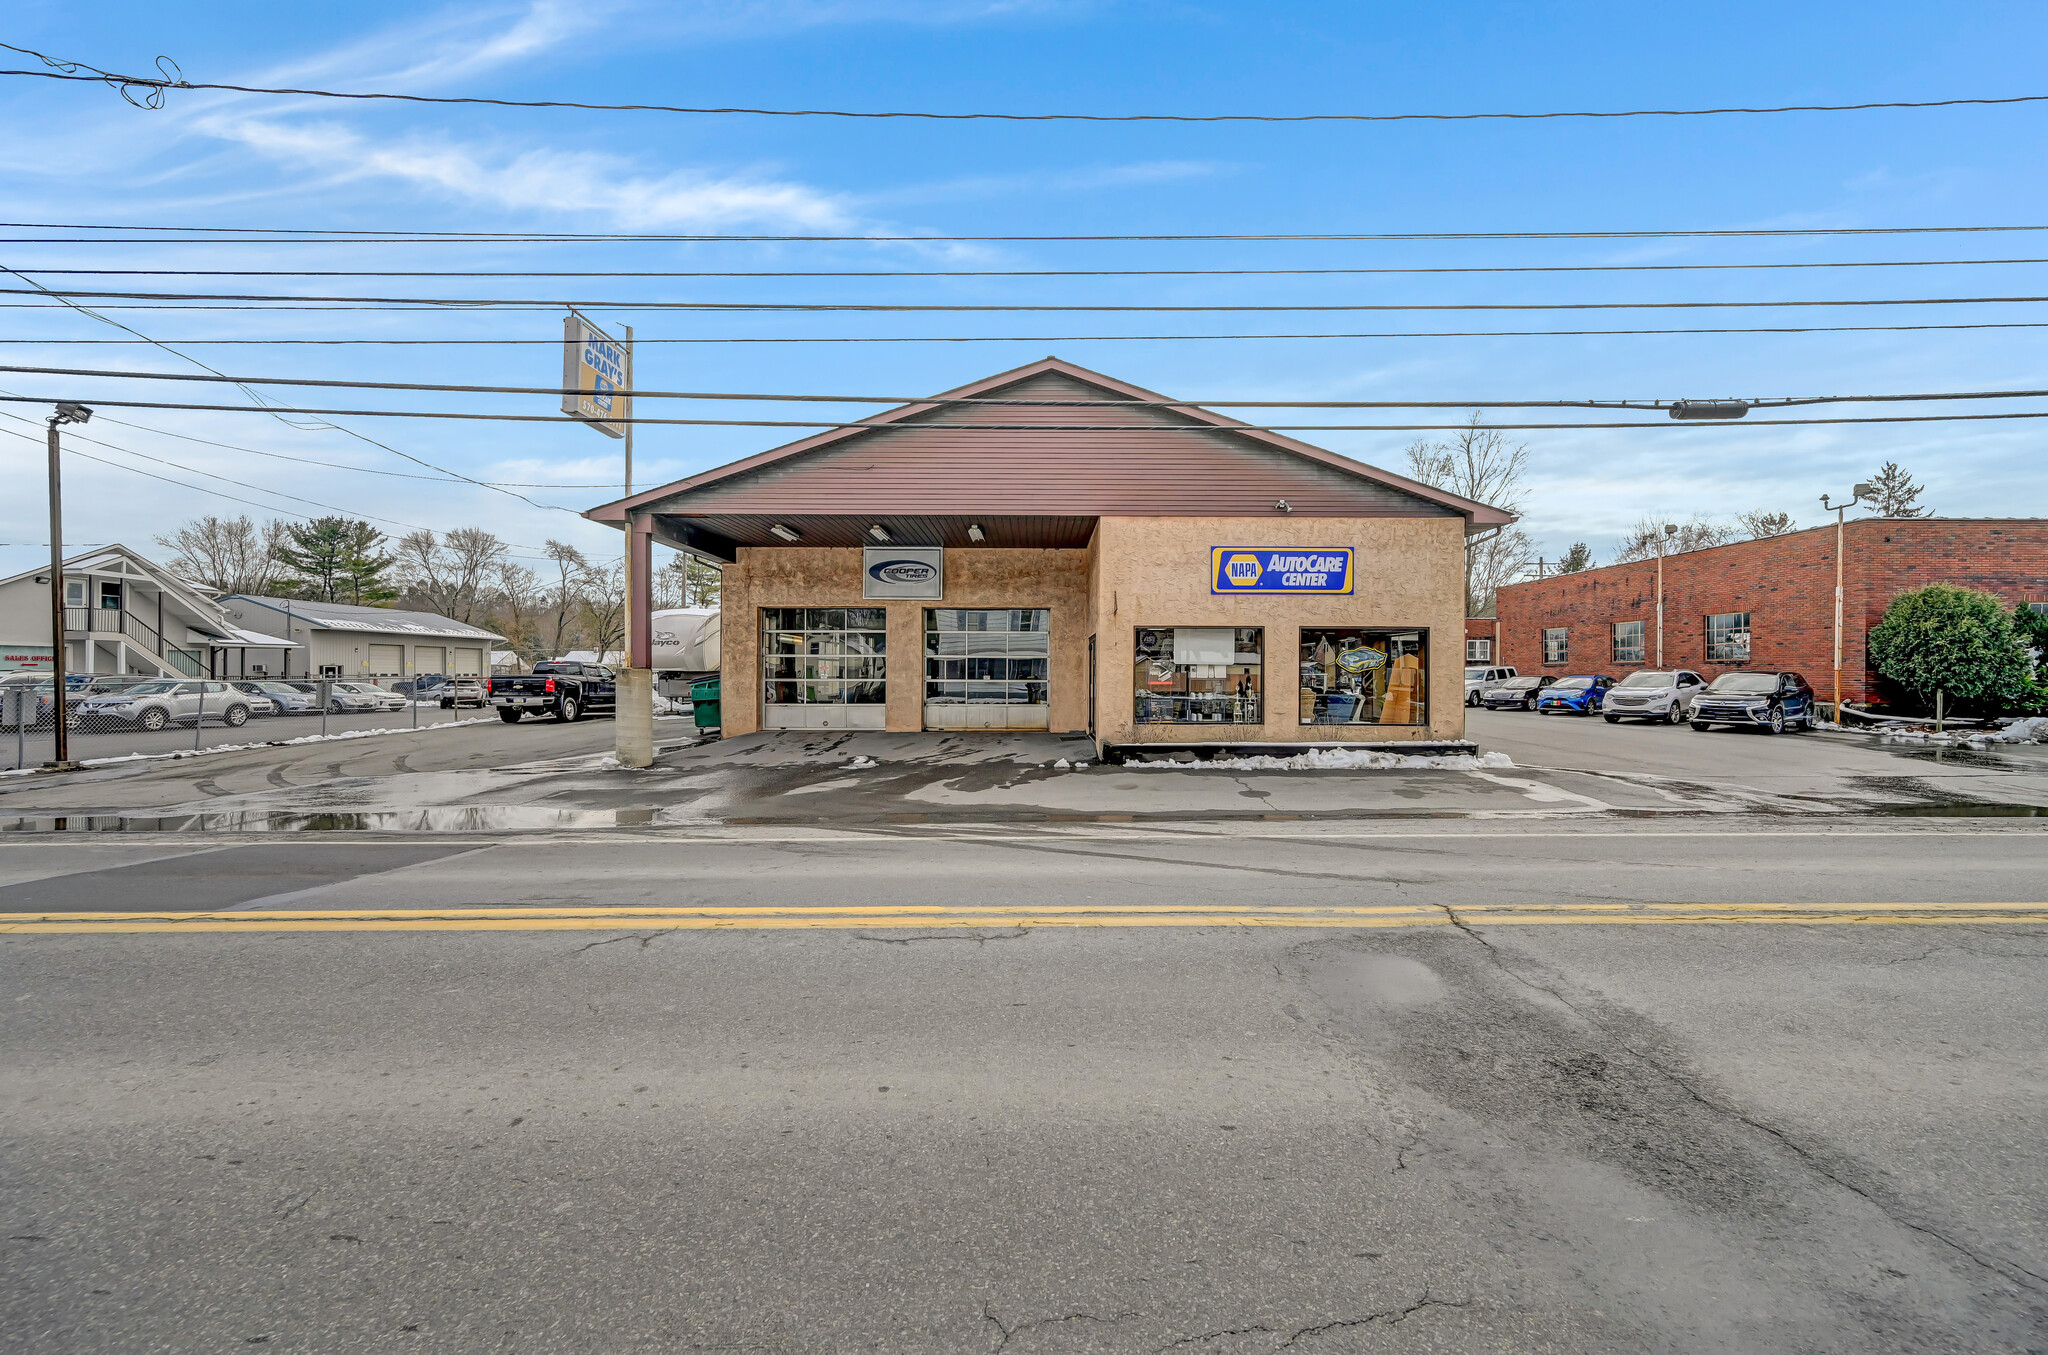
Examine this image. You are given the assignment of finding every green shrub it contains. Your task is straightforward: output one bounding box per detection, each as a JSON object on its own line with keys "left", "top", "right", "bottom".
{"left": 1866, "top": 584, "right": 2032, "bottom": 714}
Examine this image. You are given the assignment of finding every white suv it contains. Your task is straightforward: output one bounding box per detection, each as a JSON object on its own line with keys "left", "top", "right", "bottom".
{"left": 1601, "top": 670, "right": 1707, "bottom": 724}
{"left": 75, "top": 679, "right": 252, "bottom": 731}
{"left": 1464, "top": 665, "right": 1517, "bottom": 706}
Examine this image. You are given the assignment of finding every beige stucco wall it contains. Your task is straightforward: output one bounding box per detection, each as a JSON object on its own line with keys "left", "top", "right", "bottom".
{"left": 718, "top": 517, "right": 1467, "bottom": 745}
{"left": 1087, "top": 516, "right": 1469, "bottom": 746}
{"left": 719, "top": 546, "right": 1091, "bottom": 736}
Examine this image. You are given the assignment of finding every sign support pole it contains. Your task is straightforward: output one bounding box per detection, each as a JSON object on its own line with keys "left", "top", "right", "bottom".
{"left": 615, "top": 326, "right": 655, "bottom": 768}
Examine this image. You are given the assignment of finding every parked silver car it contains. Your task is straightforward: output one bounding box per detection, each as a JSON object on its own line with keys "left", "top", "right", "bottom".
{"left": 1601, "top": 670, "right": 1708, "bottom": 725}
{"left": 330, "top": 681, "right": 409, "bottom": 712}
{"left": 75, "top": 679, "right": 252, "bottom": 731}
{"left": 231, "top": 680, "right": 318, "bottom": 715}
{"left": 439, "top": 677, "right": 488, "bottom": 709}
{"left": 287, "top": 681, "right": 378, "bottom": 713}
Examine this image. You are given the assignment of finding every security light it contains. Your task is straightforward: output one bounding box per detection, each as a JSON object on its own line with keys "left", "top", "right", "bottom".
{"left": 1853, "top": 482, "right": 1875, "bottom": 500}
{"left": 1663, "top": 524, "right": 1678, "bottom": 536}
{"left": 868, "top": 524, "right": 892, "bottom": 543}
{"left": 1274, "top": 499, "right": 1292, "bottom": 513}
{"left": 966, "top": 523, "right": 985, "bottom": 542}
{"left": 769, "top": 523, "right": 801, "bottom": 542}
{"left": 52, "top": 402, "right": 92, "bottom": 425}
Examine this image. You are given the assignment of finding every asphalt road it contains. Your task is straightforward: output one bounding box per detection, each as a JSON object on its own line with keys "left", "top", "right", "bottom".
{"left": 5, "top": 826, "right": 2047, "bottom": 1352}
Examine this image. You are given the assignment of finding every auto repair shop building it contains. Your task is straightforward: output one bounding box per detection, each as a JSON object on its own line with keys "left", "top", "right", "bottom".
{"left": 586, "top": 358, "right": 1513, "bottom": 753}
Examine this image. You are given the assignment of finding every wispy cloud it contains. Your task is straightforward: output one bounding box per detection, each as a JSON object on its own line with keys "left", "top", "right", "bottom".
{"left": 864, "top": 160, "right": 1228, "bottom": 207}
{"left": 203, "top": 117, "right": 855, "bottom": 229}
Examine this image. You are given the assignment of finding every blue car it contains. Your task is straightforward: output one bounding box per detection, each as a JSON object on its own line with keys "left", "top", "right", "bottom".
{"left": 1536, "top": 674, "right": 1614, "bottom": 716}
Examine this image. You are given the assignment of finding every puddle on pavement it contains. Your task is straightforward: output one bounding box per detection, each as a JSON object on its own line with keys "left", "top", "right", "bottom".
{"left": 1873, "top": 803, "right": 2048, "bottom": 818}
{"left": 0, "top": 807, "right": 662, "bottom": 833}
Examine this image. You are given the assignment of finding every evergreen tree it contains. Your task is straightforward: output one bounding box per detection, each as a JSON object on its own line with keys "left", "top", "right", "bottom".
{"left": 274, "top": 517, "right": 395, "bottom": 604}
{"left": 1864, "top": 462, "right": 1930, "bottom": 518}
{"left": 1867, "top": 584, "right": 2030, "bottom": 713}
{"left": 1555, "top": 542, "right": 1594, "bottom": 573}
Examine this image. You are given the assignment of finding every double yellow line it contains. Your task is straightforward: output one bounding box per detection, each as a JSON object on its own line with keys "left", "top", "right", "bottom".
{"left": 3, "top": 901, "right": 2045, "bottom": 934}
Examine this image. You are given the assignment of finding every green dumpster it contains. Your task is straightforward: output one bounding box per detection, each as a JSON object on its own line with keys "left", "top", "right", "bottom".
{"left": 689, "top": 677, "right": 721, "bottom": 729}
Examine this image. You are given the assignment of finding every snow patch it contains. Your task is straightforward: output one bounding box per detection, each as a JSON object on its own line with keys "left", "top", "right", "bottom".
{"left": 1127, "top": 748, "right": 1515, "bottom": 771}
{"left": 845, "top": 755, "right": 877, "bottom": 769}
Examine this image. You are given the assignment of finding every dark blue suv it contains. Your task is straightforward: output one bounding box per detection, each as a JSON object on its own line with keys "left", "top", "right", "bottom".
{"left": 1689, "top": 671, "right": 1817, "bottom": 734}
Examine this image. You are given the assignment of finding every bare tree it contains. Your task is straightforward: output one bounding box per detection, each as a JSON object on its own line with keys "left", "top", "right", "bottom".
{"left": 1612, "top": 514, "right": 1738, "bottom": 564}
{"left": 1403, "top": 412, "right": 1535, "bottom": 616}
{"left": 156, "top": 515, "right": 289, "bottom": 594}
{"left": 650, "top": 554, "right": 724, "bottom": 610}
{"left": 396, "top": 528, "right": 507, "bottom": 622}
{"left": 543, "top": 540, "right": 590, "bottom": 658}
{"left": 1863, "top": 461, "right": 1931, "bottom": 518}
{"left": 486, "top": 561, "right": 549, "bottom": 662}
{"left": 579, "top": 560, "right": 627, "bottom": 662}
{"left": 1738, "top": 509, "right": 1798, "bottom": 539}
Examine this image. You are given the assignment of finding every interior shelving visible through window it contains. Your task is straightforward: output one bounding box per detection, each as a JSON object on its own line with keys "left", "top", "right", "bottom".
{"left": 1133, "top": 627, "right": 1262, "bottom": 724}
{"left": 1299, "top": 628, "right": 1426, "bottom": 726}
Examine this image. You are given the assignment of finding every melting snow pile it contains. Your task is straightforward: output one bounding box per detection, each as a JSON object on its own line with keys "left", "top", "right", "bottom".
{"left": 1982, "top": 717, "right": 2048, "bottom": 744}
{"left": 1129, "top": 748, "right": 1514, "bottom": 771}
{"left": 845, "top": 755, "right": 877, "bottom": 769}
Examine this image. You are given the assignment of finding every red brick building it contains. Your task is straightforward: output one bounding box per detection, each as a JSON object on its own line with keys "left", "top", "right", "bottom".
{"left": 1464, "top": 617, "right": 1503, "bottom": 665}
{"left": 1493, "top": 518, "right": 2048, "bottom": 706}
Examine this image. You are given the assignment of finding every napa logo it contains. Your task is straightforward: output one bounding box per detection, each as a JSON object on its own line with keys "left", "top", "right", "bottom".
{"left": 1210, "top": 547, "right": 1354, "bottom": 594}
{"left": 1219, "top": 553, "right": 1265, "bottom": 588}
{"left": 869, "top": 559, "right": 938, "bottom": 585}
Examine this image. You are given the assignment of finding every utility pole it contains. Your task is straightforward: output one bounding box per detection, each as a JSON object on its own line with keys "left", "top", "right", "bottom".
{"left": 1654, "top": 523, "right": 1676, "bottom": 668}
{"left": 45, "top": 402, "right": 92, "bottom": 769}
{"left": 1820, "top": 482, "right": 1875, "bottom": 722}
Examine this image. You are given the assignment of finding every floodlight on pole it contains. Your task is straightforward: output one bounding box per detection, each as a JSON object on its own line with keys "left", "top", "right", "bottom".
{"left": 1819, "top": 483, "right": 1875, "bottom": 722}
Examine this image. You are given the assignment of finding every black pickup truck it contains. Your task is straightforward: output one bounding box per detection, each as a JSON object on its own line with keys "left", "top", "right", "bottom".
{"left": 488, "top": 661, "right": 618, "bottom": 723}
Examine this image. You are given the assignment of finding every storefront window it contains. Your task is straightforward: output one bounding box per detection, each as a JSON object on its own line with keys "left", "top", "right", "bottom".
{"left": 1133, "top": 627, "right": 1263, "bottom": 724}
{"left": 762, "top": 607, "right": 887, "bottom": 707}
{"left": 1299, "top": 629, "right": 1426, "bottom": 726}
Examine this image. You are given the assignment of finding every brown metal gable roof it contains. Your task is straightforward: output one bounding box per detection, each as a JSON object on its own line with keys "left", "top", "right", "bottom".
{"left": 584, "top": 356, "right": 1514, "bottom": 530}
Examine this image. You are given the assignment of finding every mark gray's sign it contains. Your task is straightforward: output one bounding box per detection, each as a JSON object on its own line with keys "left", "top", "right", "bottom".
{"left": 560, "top": 311, "right": 630, "bottom": 438}
{"left": 863, "top": 546, "right": 944, "bottom": 599}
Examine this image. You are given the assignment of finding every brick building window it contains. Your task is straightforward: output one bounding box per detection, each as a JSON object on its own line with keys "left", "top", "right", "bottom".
{"left": 1542, "top": 628, "right": 1568, "bottom": 665}
{"left": 1466, "top": 638, "right": 1491, "bottom": 662}
{"left": 1705, "top": 612, "right": 1751, "bottom": 664}
{"left": 1611, "top": 620, "right": 1645, "bottom": 665}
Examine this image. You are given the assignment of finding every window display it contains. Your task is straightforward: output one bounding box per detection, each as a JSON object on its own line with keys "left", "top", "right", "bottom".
{"left": 1298, "top": 628, "right": 1427, "bottom": 726}
{"left": 1133, "top": 627, "right": 1262, "bottom": 724}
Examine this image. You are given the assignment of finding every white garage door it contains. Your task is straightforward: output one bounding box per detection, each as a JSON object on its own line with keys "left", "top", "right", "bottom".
{"left": 367, "top": 643, "right": 405, "bottom": 678}
{"left": 450, "top": 647, "right": 483, "bottom": 676}
{"left": 923, "top": 609, "right": 1050, "bottom": 730}
{"left": 413, "top": 645, "right": 446, "bottom": 675}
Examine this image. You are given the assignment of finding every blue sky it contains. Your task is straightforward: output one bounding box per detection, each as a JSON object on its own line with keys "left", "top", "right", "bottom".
{"left": 2, "top": 0, "right": 2043, "bottom": 580}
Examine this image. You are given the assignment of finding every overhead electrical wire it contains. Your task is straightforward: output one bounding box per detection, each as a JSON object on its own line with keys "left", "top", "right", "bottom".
{"left": 16, "top": 257, "right": 2048, "bottom": 279}
{"left": 0, "top": 266, "right": 587, "bottom": 513}
{"left": 2, "top": 47, "right": 2044, "bottom": 124}
{"left": 8, "top": 222, "right": 2048, "bottom": 244}
{"left": 4, "top": 392, "right": 2044, "bottom": 434}
{"left": 11, "top": 321, "right": 2048, "bottom": 343}
{"left": 12, "top": 286, "right": 2048, "bottom": 313}
{"left": 7, "top": 361, "right": 2046, "bottom": 412}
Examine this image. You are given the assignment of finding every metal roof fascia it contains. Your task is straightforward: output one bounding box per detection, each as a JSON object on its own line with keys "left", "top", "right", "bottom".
{"left": 580, "top": 356, "right": 1516, "bottom": 530}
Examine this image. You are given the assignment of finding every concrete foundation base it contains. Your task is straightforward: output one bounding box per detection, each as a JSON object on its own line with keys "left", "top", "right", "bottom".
{"left": 615, "top": 667, "right": 654, "bottom": 768}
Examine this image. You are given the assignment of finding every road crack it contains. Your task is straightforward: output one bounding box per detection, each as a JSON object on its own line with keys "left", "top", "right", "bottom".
{"left": 1438, "top": 912, "right": 2048, "bottom": 1295}
{"left": 860, "top": 930, "right": 1029, "bottom": 946}
{"left": 568, "top": 930, "right": 677, "bottom": 955}
{"left": 1155, "top": 1290, "right": 1467, "bottom": 1351}
{"left": 982, "top": 1301, "right": 1140, "bottom": 1350}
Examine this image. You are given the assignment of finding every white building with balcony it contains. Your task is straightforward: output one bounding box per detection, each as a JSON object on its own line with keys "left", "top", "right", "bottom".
{"left": 0, "top": 545, "right": 297, "bottom": 678}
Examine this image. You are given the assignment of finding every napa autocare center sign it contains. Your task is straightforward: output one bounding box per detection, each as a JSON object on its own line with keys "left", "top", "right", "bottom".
{"left": 561, "top": 311, "right": 630, "bottom": 438}
{"left": 1210, "top": 547, "right": 1355, "bottom": 594}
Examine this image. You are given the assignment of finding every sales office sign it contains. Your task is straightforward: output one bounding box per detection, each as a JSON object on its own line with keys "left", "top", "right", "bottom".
{"left": 1210, "top": 547, "right": 1354, "bottom": 594}
{"left": 864, "top": 546, "right": 944, "bottom": 599}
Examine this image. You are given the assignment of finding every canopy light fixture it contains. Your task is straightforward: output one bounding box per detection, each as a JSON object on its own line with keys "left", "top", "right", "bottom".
{"left": 1668, "top": 400, "right": 1749, "bottom": 420}
{"left": 868, "top": 524, "right": 891, "bottom": 542}
{"left": 966, "top": 523, "right": 985, "bottom": 542}
{"left": 769, "top": 523, "right": 800, "bottom": 542}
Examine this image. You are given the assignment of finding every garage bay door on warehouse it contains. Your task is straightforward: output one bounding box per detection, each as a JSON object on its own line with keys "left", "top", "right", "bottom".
{"left": 367, "top": 643, "right": 405, "bottom": 678}
{"left": 761, "top": 608, "right": 887, "bottom": 730}
{"left": 414, "top": 646, "right": 446, "bottom": 675}
{"left": 925, "top": 609, "right": 1051, "bottom": 731}
{"left": 450, "top": 647, "right": 483, "bottom": 676}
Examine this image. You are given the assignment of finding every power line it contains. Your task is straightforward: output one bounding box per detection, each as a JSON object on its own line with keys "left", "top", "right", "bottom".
{"left": 9, "top": 361, "right": 2047, "bottom": 411}
{"left": 16, "top": 257, "right": 2048, "bottom": 279}
{"left": 0, "top": 266, "right": 585, "bottom": 513}
{"left": 14, "top": 286, "right": 2048, "bottom": 312}
{"left": 8, "top": 222, "right": 2048, "bottom": 244}
{"left": 9, "top": 320, "right": 2048, "bottom": 343}
{"left": 4, "top": 48, "right": 2044, "bottom": 124}
{"left": 4, "top": 392, "right": 2044, "bottom": 433}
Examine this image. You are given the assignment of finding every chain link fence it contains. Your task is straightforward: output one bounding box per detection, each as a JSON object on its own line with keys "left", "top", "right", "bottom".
{"left": 0, "top": 675, "right": 495, "bottom": 773}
